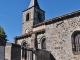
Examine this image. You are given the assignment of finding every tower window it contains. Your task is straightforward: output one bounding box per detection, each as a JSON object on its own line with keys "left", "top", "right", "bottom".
{"left": 72, "top": 31, "right": 80, "bottom": 55}
{"left": 26, "top": 13, "right": 29, "bottom": 21}
{"left": 37, "top": 12, "right": 41, "bottom": 22}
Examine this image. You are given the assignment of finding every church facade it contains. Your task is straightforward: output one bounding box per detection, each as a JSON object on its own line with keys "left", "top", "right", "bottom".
{"left": 13, "top": 0, "right": 80, "bottom": 60}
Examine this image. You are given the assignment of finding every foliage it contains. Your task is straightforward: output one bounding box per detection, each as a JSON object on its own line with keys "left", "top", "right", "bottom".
{"left": 0, "top": 26, "right": 8, "bottom": 42}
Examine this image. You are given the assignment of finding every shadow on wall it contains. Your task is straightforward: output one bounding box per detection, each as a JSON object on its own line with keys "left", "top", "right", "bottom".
{"left": 36, "top": 49, "right": 56, "bottom": 60}
{"left": 50, "top": 53, "right": 56, "bottom": 60}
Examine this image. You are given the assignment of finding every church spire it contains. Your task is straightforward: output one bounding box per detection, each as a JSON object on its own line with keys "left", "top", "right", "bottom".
{"left": 28, "top": 0, "right": 40, "bottom": 9}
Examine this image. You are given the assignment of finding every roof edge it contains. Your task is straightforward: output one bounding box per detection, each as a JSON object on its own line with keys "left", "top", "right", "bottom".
{"left": 14, "top": 29, "right": 45, "bottom": 40}
{"left": 23, "top": 6, "right": 45, "bottom": 12}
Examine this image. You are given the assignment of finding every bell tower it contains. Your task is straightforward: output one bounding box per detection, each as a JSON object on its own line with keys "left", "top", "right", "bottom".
{"left": 22, "top": 0, "right": 45, "bottom": 34}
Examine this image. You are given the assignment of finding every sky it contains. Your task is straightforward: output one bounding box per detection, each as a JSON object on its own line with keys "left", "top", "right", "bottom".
{"left": 0, "top": 0, "right": 80, "bottom": 42}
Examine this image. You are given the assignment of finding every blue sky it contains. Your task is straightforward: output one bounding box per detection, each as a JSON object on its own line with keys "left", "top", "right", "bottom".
{"left": 0, "top": 0, "right": 80, "bottom": 42}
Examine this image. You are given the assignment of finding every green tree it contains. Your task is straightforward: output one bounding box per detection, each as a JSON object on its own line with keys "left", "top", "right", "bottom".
{"left": 0, "top": 26, "right": 8, "bottom": 42}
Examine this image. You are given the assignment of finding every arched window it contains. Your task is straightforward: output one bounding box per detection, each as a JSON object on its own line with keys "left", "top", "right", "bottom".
{"left": 72, "top": 31, "right": 80, "bottom": 54}
{"left": 21, "top": 41, "right": 30, "bottom": 58}
{"left": 21, "top": 41, "right": 27, "bottom": 58}
{"left": 37, "top": 12, "right": 41, "bottom": 22}
{"left": 41, "top": 38, "right": 46, "bottom": 49}
{"left": 26, "top": 13, "right": 29, "bottom": 21}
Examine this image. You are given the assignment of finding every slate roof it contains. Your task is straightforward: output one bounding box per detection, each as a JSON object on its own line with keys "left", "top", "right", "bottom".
{"left": 28, "top": 0, "right": 40, "bottom": 9}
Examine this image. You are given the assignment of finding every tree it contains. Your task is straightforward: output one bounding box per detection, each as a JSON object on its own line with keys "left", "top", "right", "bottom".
{"left": 0, "top": 26, "right": 8, "bottom": 42}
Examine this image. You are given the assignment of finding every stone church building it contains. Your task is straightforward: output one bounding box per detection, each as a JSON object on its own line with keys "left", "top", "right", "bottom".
{"left": 5, "top": 0, "right": 80, "bottom": 60}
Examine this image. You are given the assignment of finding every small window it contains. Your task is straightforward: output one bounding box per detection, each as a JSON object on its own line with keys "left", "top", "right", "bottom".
{"left": 72, "top": 31, "right": 80, "bottom": 55}
{"left": 41, "top": 38, "right": 46, "bottom": 49}
{"left": 37, "top": 12, "right": 41, "bottom": 22}
{"left": 26, "top": 13, "right": 29, "bottom": 21}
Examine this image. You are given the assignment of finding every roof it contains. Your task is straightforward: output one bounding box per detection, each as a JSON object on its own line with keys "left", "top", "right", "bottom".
{"left": 28, "top": 0, "right": 40, "bottom": 9}
{"left": 33, "top": 10, "right": 80, "bottom": 27}
{"left": 14, "top": 29, "right": 45, "bottom": 40}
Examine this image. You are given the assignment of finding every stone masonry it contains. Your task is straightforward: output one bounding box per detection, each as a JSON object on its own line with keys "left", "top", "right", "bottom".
{"left": 5, "top": 43, "right": 21, "bottom": 60}
{"left": 0, "top": 35, "right": 5, "bottom": 60}
{"left": 45, "top": 15, "right": 80, "bottom": 60}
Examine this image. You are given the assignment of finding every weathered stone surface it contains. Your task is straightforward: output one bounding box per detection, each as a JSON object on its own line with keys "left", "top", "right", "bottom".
{"left": 5, "top": 43, "right": 21, "bottom": 60}
{"left": 0, "top": 35, "right": 5, "bottom": 60}
{"left": 46, "top": 16, "right": 80, "bottom": 60}
{"left": 16, "top": 36, "right": 33, "bottom": 60}
{"left": 15, "top": 15, "right": 80, "bottom": 60}
{"left": 0, "top": 46, "right": 4, "bottom": 60}
{"left": 5, "top": 46, "right": 11, "bottom": 60}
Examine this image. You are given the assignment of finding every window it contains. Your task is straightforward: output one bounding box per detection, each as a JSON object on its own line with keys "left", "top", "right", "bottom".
{"left": 21, "top": 41, "right": 27, "bottom": 58}
{"left": 26, "top": 13, "right": 29, "bottom": 21}
{"left": 41, "top": 38, "right": 46, "bottom": 49}
{"left": 72, "top": 31, "right": 80, "bottom": 54}
{"left": 21, "top": 41, "right": 30, "bottom": 58}
{"left": 37, "top": 12, "right": 41, "bottom": 22}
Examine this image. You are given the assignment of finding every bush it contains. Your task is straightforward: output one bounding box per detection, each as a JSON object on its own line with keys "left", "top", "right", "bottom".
{"left": 0, "top": 26, "right": 8, "bottom": 42}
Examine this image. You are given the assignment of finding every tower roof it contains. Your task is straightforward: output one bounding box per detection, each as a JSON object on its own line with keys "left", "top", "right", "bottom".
{"left": 28, "top": 0, "right": 40, "bottom": 9}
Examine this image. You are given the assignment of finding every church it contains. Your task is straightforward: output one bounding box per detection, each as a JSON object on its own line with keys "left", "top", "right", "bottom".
{"left": 5, "top": 0, "right": 80, "bottom": 60}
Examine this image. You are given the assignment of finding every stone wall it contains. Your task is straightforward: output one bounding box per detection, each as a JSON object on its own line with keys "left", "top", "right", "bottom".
{"left": 16, "top": 36, "right": 32, "bottom": 60}
{"left": 5, "top": 45, "right": 11, "bottom": 60}
{"left": 22, "top": 7, "right": 34, "bottom": 34}
{"left": 11, "top": 44, "right": 21, "bottom": 60}
{"left": 16, "top": 31, "right": 45, "bottom": 60}
{"left": 5, "top": 43, "right": 21, "bottom": 60}
{"left": 45, "top": 15, "right": 80, "bottom": 60}
{"left": 37, "top": 32, "right": 45, "bottom": 49}
{"left": 0, "top": 46, "right": 4, "bottom": 60}
{"left": 0, "top": 35, "right": 5, "bottom": 60}
{"left": 33, "top": 25, "right": 45, "bottom": 32}
{"left": 17, "top": 36, "right": 32, "bottom": 48}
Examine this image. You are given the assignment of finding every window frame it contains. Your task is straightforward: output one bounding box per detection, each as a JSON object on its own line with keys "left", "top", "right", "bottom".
{"left": 37, "top": 12, "right": 42, "bottom": 22}
{"left": 72, "top": 31, "right": 80, "bottom": 55}
{"left": 40, "top": 36, "right": 46, "bottom": 50}
{"left": 26, "top": 13, "right": 29, "bottom": 21}
{"left": 41, "top": 38, "right": 46, "bottom": 49}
